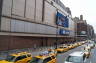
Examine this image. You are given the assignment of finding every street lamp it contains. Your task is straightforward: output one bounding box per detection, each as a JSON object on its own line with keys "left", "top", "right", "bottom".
{"left": 55, "top": 24, "right": 58, "bottom": 49}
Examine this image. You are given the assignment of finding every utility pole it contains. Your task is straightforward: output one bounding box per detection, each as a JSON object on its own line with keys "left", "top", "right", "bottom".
{"left": 75, "top": 20, "right": 77, "bottom": 43}
{"left": 87, "top": 24, "right": 89, "bottom": 42}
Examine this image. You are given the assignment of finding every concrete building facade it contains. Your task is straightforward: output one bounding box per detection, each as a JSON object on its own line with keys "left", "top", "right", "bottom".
{"left": 87, "top": 24, "right": 95, "bottom": 39}
{"left": 0, "top": 0, "right": 75, "bottom": 51}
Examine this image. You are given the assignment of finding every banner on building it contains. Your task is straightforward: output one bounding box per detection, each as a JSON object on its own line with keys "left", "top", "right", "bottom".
{"left": 56, "top": 12, "right": 69, "bottom": 27}
{"left": 59, "top": 29, "right": 70, "bottom": 35}
{"left": 81, "top": 31, "right": 86, "bottom": 35}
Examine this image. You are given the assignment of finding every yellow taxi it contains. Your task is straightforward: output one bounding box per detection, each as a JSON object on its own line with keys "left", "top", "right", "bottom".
{"left": 69, "top": 44, "right": 75, "bottom": 49}
{"left": 29, "top": 53, "right": 57, "bottom": 63}
{"left": 55, "top": 46, "right": 69, "bottom": 53}
{"left": 48, "top": 49, "right": 57, "bottom": 56}
{"left": 0, "top": 52, "right": 32, "bottom": 63}
{"left": 82, "top": 41, "right": 85, "bottom": 44}
{"left": 73, "top": 43, "right": 79, "bottom": 47}
{"left": 67, "top": 44, "right": 74, "bottom": 49}
{"left": 76, "top": 43, "right": 80, "bottom": 46}
{"left": 78, "top": 42, "right": 82, "bottom": 46}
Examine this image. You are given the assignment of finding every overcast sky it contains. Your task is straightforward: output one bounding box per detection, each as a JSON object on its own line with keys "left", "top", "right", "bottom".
{"left": 60, "top": 0, "right": 96, "bottom": 33}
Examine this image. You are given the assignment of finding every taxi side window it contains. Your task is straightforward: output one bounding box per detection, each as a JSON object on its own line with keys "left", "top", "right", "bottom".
{"left": 27, "top": 54, "right": 31, "bottom": 57}
{"left": 15, "top": 55, "right": 27, "bottom": 62}
{"left": 43, "top": 57, "right": 52, "bottom": 63}
{"left": 51, "top": 56, "right": 55, "bottom": 59}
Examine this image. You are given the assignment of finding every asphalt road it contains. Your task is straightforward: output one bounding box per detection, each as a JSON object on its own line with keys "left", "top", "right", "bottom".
{"left": 57, "top": 44, "right": 96, "bottom": 63}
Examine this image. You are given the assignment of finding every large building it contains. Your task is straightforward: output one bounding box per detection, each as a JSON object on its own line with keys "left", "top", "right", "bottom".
{"left": 0, "top": 0, "right": 75, "bottom": 51}
{"left": 87, "top": 24, "right": 95, "bottom": 39}
{"left": 74, "top": 15, "right": 95, "bottom": 41}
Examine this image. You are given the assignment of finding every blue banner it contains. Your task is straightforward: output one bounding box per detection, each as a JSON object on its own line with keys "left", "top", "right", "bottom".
{"left": 56, "top": 12, "right": 69, "bottom": 27}
{"left": 59, "top": 29, "right": 70, "bottom": 35}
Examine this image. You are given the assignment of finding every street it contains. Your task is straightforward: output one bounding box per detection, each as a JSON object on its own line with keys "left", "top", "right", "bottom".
{"left": 57, "top": 43, "right": 96, "bottom": 63}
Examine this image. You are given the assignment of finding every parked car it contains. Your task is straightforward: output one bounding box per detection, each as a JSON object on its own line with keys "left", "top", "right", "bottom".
{"left": 48, "top": 49, "right": 57, "bottom": 56}
{"left": 77, "top": 42, "right": 83, "bottom": 46}
{"left": 67, "top": 44, "right": 74, "bottom": 49}
{"left": 55, "top": 46, "right": 69, "bottom": 53}
{"left": 71, "top": 43, "right": 78, "bottom": 48}
{"left": 64, "top": 51, "right": 86, "bottom": 63}
{"left": 29, "top": 52, "right": 57, "bottom": 63}
{"left": 0, "top": 52, "right": 32, "bottom": 63}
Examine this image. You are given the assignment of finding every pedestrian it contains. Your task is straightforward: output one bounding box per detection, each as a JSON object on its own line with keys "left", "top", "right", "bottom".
{"left": 84, "top": 47, "right": 85, "bottom": 50}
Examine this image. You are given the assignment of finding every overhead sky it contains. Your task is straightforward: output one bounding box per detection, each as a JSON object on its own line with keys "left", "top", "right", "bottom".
{"left": 60, "top": 0, "right": 96, "bottom": 33}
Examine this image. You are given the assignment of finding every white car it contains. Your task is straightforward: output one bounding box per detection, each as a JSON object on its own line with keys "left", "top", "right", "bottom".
{"left": 64, "top": 51, "right": 86, "bottom": 63}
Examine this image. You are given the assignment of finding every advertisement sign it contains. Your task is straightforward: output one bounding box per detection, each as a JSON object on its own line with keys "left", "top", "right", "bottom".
{"left": 59, "top": 29, "right": 70, "bottom": 35}
{"left": 81, "top": 31, "right": 86, "bottom": 35}
{"left": 56, "top": 12, "right": 69, "bottom": 27}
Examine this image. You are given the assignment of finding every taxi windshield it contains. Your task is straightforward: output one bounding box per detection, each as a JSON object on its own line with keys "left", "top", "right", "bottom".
{"left": 66, "top": 56, "right": 82, "bottom": 63}
{"left": 59, "top": 47, "right": 63, "bottom": 48}
{"left": 6, "top": 55, "right": 15, "bottom": 62}
{"left": 63, "top": 47, "right": 67, "bottom": 48}
{"left": 30, "top": 57, "right": 42, "bottom": 63}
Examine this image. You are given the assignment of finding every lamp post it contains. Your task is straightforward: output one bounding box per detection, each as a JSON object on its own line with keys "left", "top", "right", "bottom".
{"left": 86, "top": 24, "right": 89, "bottom": 42}
{"left": 75, "top": 20, "right": 77, "bottom": 43}
{"left": 55, "top": 24, "right": 58, "bottom": 49}
{"left": 55, "top": 11, "right": 59, "bottom": 49}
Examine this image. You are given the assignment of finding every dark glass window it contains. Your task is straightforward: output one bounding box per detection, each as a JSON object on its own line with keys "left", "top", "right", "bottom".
{"left": 15, "top": 55, "right": 27, "bottom": 62}
{"left": 27, "top": 54, "right": 31, "bottom": 57}
{"left": 6, "top": 55, "right": 15, "bottom": 62}
{"left": 51, "top": 56, "right": 55, "bottom": 59}
{"left": 43, "top": 57, "right": 52, "bottom": 63}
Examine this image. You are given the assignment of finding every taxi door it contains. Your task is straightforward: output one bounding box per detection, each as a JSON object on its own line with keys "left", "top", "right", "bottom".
{"left": 14, "top": 55, "right": 27, "bottom": 63}
{"left": 47, "top": 60, "right": 52, "bottom": 63}
{"left": 51, "top": 56, "right": 56, "bottom": 63}
{"left": 14, "top": 57, "right": 23, "bottom": 63}
{"left": 15, "top": 60, "right": 23, "bottom": 63}
{"left": 43, "top": 57, "right": 52, "bottom": 63}
{"left": 63, "top": 48, "right": 68, "bottom": 52}
{"left": 24, "top": 54, "right": 32, "bottom": 63}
